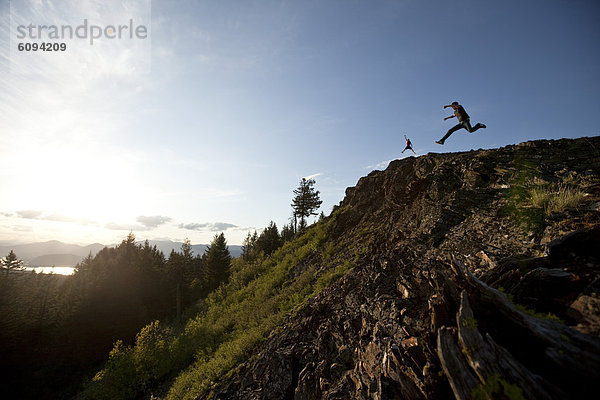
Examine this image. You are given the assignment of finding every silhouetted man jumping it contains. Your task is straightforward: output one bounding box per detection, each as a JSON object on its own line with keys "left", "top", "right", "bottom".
{"left": 436, "top": 101, "right": 486, "bottom": 145}
{"left": 402, "top": 135, "right": 416, "bottom": 154}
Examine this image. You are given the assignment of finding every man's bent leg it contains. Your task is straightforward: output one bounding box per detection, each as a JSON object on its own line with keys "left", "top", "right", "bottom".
{"left": 439, "top": 123, "right": 463, "bottom": 143}
{"left": 463, "top": 120, "right": 474, "bottom": 132}
{"left": 464, "top": 120, "right": 486, "bottom": 133}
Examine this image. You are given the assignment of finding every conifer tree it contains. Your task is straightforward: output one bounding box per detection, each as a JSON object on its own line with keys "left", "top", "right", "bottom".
{"left": 280, "top": 222, "right": 295, "bottom": 242}
{"left": 167, "top": 239, "right": 197, "bottom": 321}
{"left": 1, "top": 250, "right": 24, "bottom": 276}
{"left": 241, "top": 231, "right": 255, "bottom": 261}
{"left": 291, "top": 178, "right": 323, "bottom": 231}
{"left": 256, "top": 221, "right": 281, "bottom": 256}
{"left": 201, "top": 233, "right": 231, "bottom": 293}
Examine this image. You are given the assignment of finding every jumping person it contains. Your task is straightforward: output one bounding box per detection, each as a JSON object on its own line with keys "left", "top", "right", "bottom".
{"left": 436, "top": 101, "right": 486, "bottom": 145}
{"left": 402, "top": 135, "right": 416, "bottom": 154}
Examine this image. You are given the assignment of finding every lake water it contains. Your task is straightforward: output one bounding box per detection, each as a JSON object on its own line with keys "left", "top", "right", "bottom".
{"left": 25, "top": 266, "right": 76, "bottom": 275}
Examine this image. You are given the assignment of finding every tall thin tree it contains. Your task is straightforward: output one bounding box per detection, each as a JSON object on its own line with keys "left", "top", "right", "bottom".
{"left": 291, "top": 178, "right": 323, "bottom": 231}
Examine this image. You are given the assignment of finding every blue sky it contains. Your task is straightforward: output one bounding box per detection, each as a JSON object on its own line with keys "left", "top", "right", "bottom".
{"left": 0, "top": 0, "right": 598, "bottom": 245}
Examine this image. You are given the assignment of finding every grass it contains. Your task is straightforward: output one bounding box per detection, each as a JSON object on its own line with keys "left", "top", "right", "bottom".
{"left": 501, "top": 156, "right": 546, "bottom": 233}
{"left": 502, "top": 153, "right": 588, "bottom": 233}
{"left": 530, "top": 182, "right": 586, "bottom": 215}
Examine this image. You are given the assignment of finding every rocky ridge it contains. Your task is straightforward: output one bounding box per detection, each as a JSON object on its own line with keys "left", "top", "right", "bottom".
{"left": 201, "top": 137, "right": 600, "bottom": 399}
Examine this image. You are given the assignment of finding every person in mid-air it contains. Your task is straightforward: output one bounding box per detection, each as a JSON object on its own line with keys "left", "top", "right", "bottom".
{"left": 436, "top": 101, "right": 486, "bottom": 145}
{"left": 402, "top": 135, "right": 416, "bottom": 154}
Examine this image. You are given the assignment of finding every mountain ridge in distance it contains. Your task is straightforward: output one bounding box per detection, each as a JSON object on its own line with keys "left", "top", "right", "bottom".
{"left": 0, "top": 239, "right": 242, "bottom": 268}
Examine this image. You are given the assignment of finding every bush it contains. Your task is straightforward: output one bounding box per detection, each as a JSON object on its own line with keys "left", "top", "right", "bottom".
{"left": 86, "top": 341, "right": 137, "bottom": 400}
{"left": 132, "top": 321, "right": 174, "bottom": 389}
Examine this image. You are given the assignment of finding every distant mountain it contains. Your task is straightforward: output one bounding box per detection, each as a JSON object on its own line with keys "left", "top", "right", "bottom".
{"left": 140, "top": 240, "right": 242, "bottom": 259}
{"left": 28, "top": 254, "right": 84, "bottom": 268}
{"left": 0, "top": 241, "right": 105, "bottom": 266}
{"left": 0, "top": 240, "right": 242, "bottom": 268}
{"left": 0, "top": 240, "right": 20, "bottom": 246}
{"left": 140, "top": 240, "right": 208, "bottom": 258}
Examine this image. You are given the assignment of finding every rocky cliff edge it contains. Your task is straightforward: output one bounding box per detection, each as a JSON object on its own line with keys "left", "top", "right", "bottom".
{"left": 202, "top": 137, "right": 600, "bottom": 400}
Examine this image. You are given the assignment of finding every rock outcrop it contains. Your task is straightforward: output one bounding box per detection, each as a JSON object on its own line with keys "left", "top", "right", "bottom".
{"left": 201, "top": 137, "right": 600, "bottom": 399}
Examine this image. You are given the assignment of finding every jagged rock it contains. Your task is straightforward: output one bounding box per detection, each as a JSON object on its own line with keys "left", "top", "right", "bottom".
{"left": 566, "top": 294, "right": 600, "bottom": 336}
{"left": 547, "top": 226, "right": 600, "bottom": 264}
{"left": 199, "top": 137, "right": 600, "bottom": 400}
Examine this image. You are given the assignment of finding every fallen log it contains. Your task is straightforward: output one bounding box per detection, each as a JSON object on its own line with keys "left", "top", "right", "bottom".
{"left": 437, "top": 326, "right": 479, "bottom": 400}
{"left": 452, "top": 257, "right": 600, "bottom": 397}
{"left": 456, "top": 290, "right": 565, "bottom": 400}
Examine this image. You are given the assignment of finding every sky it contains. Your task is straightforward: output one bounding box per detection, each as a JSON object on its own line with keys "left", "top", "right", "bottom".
{"left": 0, "top": 0, "right": 599, "bottom": 246}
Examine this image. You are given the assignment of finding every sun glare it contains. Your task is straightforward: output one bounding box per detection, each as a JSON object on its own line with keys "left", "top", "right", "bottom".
{"left": 13, "top": 137, "right": 148, "bottom": 224}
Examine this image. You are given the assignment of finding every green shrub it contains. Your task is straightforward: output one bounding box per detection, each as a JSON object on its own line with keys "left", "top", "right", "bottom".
{"left": 132, "top": 321, "right": 174, "bottom": 389}
{"left": 86, "top": 341, "right": 137, "bottom": 400}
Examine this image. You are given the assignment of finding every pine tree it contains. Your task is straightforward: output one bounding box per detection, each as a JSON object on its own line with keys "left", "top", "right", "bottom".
{"left": 256, "top": 221, "right": 281, "bottom": 256}
{"left": 1, "top": 250, "right": 24, "bottom": 276}
{"left": 291, "top": 178, "right": 323, "bottom": 231}
{"left": 201, "top": 233, "right": 231, "bottom": 294}
{"left": 280, "top": 222, "right": 295, "bottom": 242}
{"left": 241, "top": 231, "right": 255, "bottom": 261}
{"left": 167, "top": 239, "right": 196, "bottom": 322}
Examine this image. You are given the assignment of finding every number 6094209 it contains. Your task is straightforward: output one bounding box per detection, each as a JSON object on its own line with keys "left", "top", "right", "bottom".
{"left": 17, "top": 42, "right": 67, "bottom": 51}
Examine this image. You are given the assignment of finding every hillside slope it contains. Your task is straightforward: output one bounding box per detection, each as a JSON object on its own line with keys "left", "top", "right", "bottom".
{"left": 198, "top": 137, "right": 600, "bottom": 399}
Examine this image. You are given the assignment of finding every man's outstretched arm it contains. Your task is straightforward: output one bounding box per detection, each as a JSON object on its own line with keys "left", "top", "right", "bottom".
{"left": 443, "top": 115, "right": 456, "bottom": 120}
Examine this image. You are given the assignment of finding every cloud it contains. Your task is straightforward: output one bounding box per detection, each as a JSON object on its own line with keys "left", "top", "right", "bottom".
{"left": 230, "top": 225, "right": 258, "bottom": 232}
{"left": 12, "top": 210, "right": 95, "bottom": 225}
{"left": 45, "top": 213, "right": 95, "bottom": 225}
{"left": 16, "top": 210, "right": 44, "bottom": 219}
{"left": 105, "top": 222, "right": 148, "bottom": 231}
{"left": 364, "top": 159, "right": 397, "bottom": 170}
{"left": 136, "top": 215, "right": 172, "bottom": 228}
{"left": 210, "top": 222, "right": 238, "bottom": 231}
{"left": 105, "top": 216, "right": 173, "bottom": 237}
{"left": 179, "top": 222, "right": 238, "bottom": 232}
{"left": 303, "top": 173, "right": 323, "bottom": 180}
